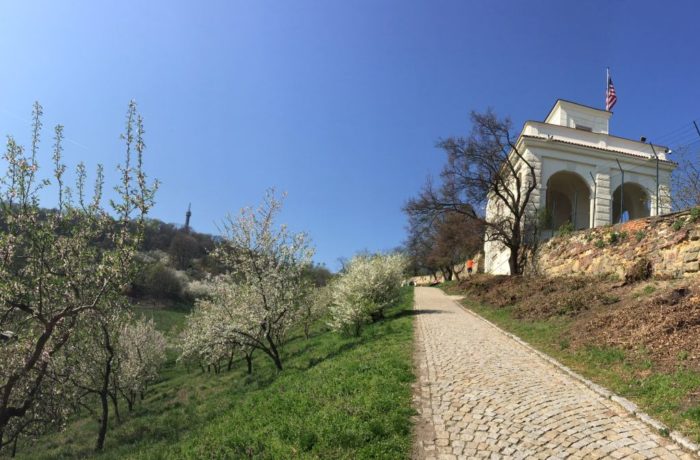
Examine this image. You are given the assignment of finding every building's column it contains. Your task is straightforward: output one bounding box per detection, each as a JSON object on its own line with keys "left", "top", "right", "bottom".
{"left": 658, "top": 183, "right": 672, "bottom": 215}
{"left": 594, "top": 172, "right": 611, "bottom": 226}
{"left": 525, "top": 151, "right": 543, "bottom": 215}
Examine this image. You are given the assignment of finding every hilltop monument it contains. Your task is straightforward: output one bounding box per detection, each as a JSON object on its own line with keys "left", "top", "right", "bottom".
{"left": 484, "top": 100, "right": 676, "bottom": 274}
{"left": 184, "top": 203, "right": 192, "bottom": 232}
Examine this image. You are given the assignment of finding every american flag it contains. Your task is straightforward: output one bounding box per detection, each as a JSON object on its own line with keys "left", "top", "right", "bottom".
{"left": 606, "top": 75, "right": 617, "bottom": 111}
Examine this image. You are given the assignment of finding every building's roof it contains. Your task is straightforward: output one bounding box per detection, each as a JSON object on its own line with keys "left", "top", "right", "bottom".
{"left": 521, "top": 134, "right": 676, "bottom": 166}
{"left": 543, "top": 99, "right": 611, "bottom": 121}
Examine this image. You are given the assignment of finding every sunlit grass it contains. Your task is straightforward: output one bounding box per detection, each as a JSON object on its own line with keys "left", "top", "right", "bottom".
{"left": 16, "top": 288, "right": 415, "bottom": 459}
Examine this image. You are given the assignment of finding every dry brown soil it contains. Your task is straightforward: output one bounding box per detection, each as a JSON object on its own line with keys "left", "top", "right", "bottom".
{"left": 448, "top": 274, "right": 700, "bottom": 372}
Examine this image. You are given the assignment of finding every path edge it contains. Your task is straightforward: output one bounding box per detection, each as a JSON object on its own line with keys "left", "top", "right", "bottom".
{"left": 446, "top": 293, "right": 700, "bottom": 457}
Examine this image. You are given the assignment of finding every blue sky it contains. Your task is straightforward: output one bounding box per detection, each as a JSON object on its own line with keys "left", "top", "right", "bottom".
{"left": 1, "top": 1, "right": 698, "bottom": 270}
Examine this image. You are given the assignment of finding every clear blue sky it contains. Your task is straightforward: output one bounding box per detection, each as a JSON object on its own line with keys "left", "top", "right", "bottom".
{"left": 1, "top": 1, "right": 698, "bottom": 270}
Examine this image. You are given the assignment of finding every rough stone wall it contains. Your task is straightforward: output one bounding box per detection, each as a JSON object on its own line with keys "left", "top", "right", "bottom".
{"left": 530, "top": 210, "right": 700, "bottom": 279}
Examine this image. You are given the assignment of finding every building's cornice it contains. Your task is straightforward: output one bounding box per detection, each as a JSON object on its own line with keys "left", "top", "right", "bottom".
{"left": 521, "top": 134, "right": 677, "bottom": 168}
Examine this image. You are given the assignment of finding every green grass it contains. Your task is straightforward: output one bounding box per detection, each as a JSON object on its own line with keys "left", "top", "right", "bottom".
{"left": 136, "top": 306, "right": 189, "bottom": 335}
{"left": 462, "top": 298, "right": 700, "bottom": 443}
{"left": 16, "top": 288, "right": 416, "bottom": 460}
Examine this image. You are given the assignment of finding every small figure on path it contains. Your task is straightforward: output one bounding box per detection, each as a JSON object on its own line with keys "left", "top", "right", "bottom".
{"left": 466, "top": 259, "right": 474, "bottom": 276}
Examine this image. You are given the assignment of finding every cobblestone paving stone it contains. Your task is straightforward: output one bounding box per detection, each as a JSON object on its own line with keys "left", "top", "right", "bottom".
{"left": 413, "top": 287, "right": 696, "bottom": 460}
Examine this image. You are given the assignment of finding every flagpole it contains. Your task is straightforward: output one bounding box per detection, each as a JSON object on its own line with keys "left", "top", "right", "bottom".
{"left": 605, "top": 67, "right": 609, "bottom": 111}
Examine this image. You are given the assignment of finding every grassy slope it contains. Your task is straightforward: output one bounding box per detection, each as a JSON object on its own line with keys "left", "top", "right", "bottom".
{"left": 448, "top": 291, "right": 700, "bottom": 443}
{"left": 18, "top": 288, "right": 415, "bottom": 460}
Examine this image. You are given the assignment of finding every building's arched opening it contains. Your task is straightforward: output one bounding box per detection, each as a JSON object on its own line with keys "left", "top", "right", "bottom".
{"left": 545, "top": 171, "right": 591, "bottom": 230}
{"left": 612, "top": 182, "right": 650, "bottom": 223}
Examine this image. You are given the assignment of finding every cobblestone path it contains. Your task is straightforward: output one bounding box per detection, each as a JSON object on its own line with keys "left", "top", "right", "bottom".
{"left": 413, "top": 287, "right": 695, "bottom": 460}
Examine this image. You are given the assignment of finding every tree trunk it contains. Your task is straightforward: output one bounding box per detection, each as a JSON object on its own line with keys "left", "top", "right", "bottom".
{"left": 245, "top": 354, "right": 253, "bottom": 375}
{"left": 11, "top": 435, "right": 17, "bottom": 458}
{"left": 442, "top": 267, "right": 453, "bottom": 281}
{"left": 227, "top": 352, "right": 235, "bottom": 371}
{"left": 266, "top": 335, "right": 283, "bottom": 371}
{"left": 508, "top": 244, "right": 519, "bottom": 275}
{"left": 109, "top": 392, "right": 121, "bottom": 423}
{"left": 96, "top": 324, "right": 114, "bottom": 451}
{"left": 96, "top": 391, "right": 109, "bottom": 451}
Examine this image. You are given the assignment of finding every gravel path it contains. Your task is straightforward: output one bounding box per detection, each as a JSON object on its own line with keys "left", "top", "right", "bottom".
{"left": 412, "top": 287, "right": 695, "bottom": 460}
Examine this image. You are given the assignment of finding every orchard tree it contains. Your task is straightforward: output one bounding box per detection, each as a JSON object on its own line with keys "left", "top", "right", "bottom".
{"left": 182, "top": 191, "right": 314, "bottom": 372}
{"left": 115, "top": 318, "right": 167, "bottom": 412}
{"left": 328, "top": 253, "right": 407, "bottom": 335}
{"left": 179, "top": 297, "right": 253, "bottom": 374}
{"left": 301, "top": 286, "right": 332, "bottom": 339}
{"left": 0, "top": 101, "right": 157, "bottom": 453}
{"left": 405, "top": 110, "right": 537, "bottom": 275}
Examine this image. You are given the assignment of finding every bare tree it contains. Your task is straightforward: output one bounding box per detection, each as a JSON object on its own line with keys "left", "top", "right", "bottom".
{"left": 671, "top": 145, "right": 700, "bottom": 210}
{"left": 404, "top": 210, "right": 482, "bottom": 280}
{"left": 405, "top": 110, "right": 537, "bottom": 275}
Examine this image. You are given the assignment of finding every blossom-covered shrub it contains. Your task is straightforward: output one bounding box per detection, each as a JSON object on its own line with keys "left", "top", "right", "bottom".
{"left": 329, "top": 253, "right": 407, "bottom": 335}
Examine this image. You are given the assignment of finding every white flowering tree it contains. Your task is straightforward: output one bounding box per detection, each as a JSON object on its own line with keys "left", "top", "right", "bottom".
{"left": 0, "top": 101, "right": 156, "bottom": 454}
{"left": 115, "top": 318, "right": 167, "bottom": 411}
{"left": 181, "top": 191, "right": 313, "bottom": 372}
{"left": 302, "top": 285, "right": 332, "bottom": 339}
{"left": 329, "top": 253, "right": 407, "bottom": 335}
{"left": 179, "top": 297, "right": 252, "bottom": 374}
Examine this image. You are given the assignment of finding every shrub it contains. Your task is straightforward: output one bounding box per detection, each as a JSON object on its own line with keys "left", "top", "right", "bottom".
{"left": 329, "top": 253, "right": 407, "bottom": 335}
{"left": 608, "top": 232, "right": 620, "bottom": 245}
{"left": 672, "top": 218, "right": 685, "bottom": 231}
{"left": 625, "top": 258, "right": 652, "bottom": 284}
{"left": 690, "top": 207, "right": 700, "bottom": 223}
{"left": 594, "top": 239, "right": 606, "bottom": 249}
{"left": 635, "top": 230, "right": 645, "bottom": 242}
{"left": 140, "top": 263, "right": 185, "bottom": 301}
{"left": 556, "top": 222, "right": 575, "bottom": 237}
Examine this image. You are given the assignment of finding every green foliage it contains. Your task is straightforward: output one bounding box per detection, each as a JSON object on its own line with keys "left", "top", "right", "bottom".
{"left": 672, "top": 218, "right": 685, "bottom": 231}
{"left": 136, "top": 262, "right": 185, "bottom": 301}
{"left": 635, "top": 230, "right": 646, "bottom": 242}
{"left": 608, "top": 232, "right": 620, "bottom": 245}
{"left": 556, "top": 221, "right": 575, "bottom": 237}
{"left": 642, "top": 285, "right": 656, "bottom": 296}
{"left": 594, "top": 238, "right": 606, "bottom": 249}
{"left": 17, "top": 288, "right": 416, "bottom": 459}
{"left": 689, "top": 207, "right": 700, "bottom": 223}
{"left": 537, "top": 208, "right": 553, "bottom": 230}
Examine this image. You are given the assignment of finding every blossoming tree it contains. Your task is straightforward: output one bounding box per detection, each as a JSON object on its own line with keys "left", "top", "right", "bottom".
{"left": 181, "top": 191, "right": 314, "bottom": 372}
{"left": 328, "top": 253, "right": 407, "bottom": 335}
{"left": 0, "top": 101, "right": 157, "bottom": 453}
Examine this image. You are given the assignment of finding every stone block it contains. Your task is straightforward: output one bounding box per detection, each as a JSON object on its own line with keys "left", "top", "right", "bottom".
{"left": 684, "top": 262, "right": 700, "bottom": 273}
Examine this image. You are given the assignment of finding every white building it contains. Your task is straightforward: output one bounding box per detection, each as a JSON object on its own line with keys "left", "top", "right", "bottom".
{"left": 484, "top": 99, "right": 676, "bottom": 275}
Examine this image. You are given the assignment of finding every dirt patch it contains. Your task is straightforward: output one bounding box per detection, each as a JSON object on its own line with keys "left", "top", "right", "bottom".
{"left": 450, "top": 274, "right": 700, "bottom": 372}
{"left": 579, "top": 285, "right": 700, "bottom": 369}
{"left": 451, "top": 274, "right": 623, "bottom": 320}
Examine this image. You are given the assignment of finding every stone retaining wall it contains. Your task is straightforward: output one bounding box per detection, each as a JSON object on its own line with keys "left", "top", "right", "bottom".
{"left": 530, "top": 209, "right": 700, "bottom": 279}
